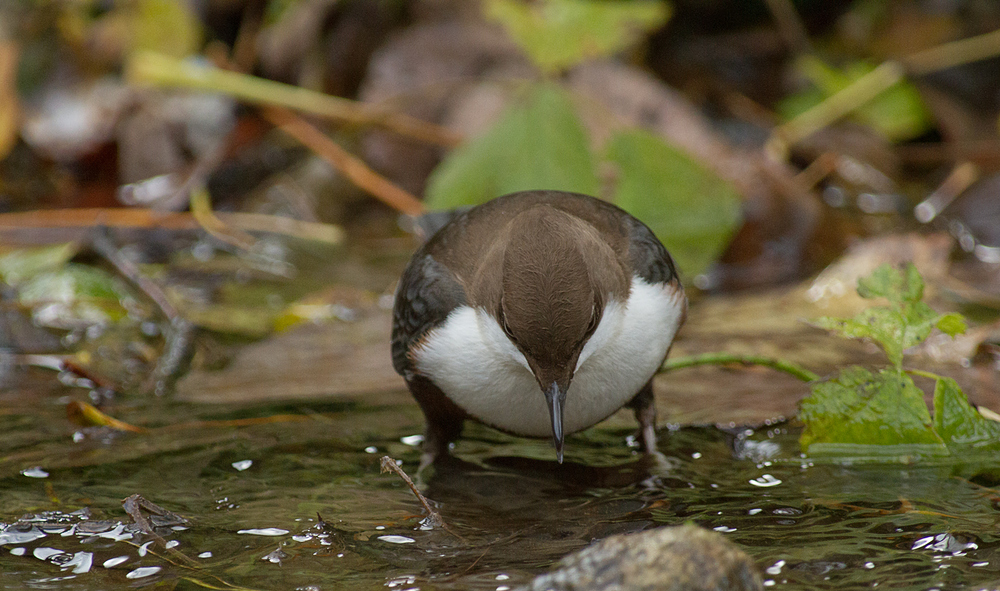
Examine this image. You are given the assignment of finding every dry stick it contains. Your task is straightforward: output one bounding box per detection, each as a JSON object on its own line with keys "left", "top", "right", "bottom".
{"left": 904, "top": 27, "right": 1000, "bottom": 75}
{"left": 769, "top": 60, "right": 906, "bottom": 155}
{"left": 189, "top": 186, "right": 258, "bottom": 251}
{"left": 763, "top": 0, "right": 812, "bottom": 54}
{"left": 126, "top": 51, "right": 461, "bottom": 148}
{"left": 0, "top": 208, "right": 344, "bottom": 245}
{"left": 263, "top": 106, "right": 426, "bottom": 216}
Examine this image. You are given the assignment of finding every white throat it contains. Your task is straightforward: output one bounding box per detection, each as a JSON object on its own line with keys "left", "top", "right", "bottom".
{"left": 412, "top": 276, "right": 685, "bottom": 438}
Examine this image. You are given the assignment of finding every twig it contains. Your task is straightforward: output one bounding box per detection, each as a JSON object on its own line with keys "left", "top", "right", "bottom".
{"left": 92, "top": 227, "right": 180, "bottom": 319}
{"left": 768, "top": 60, "right": 905, "bottom": 156}
{"left": 189, "top": 186, "right": 258, "bottom": 251}
{"left": 379, "top": 455, "right": 462, "bottom": 539}
{"left": 0, "top": 208, "right": 344, "bottom": 245}
{"left": 126, "top": 50, "right": 462, "bottom": 148}
{"left": 0, "top": 41, "right": 20, "bottom": 158}
{"left": 768, "top": 27, "right": 1000, "bottom": 155}
{"left": 66, "top": 400, "right": 147, "bottom": 433}
{"left": 763, "top": 0, "right": 812, "bottom": 54}
{"left": 263, "top": 106, "right": 426, "bottom": 216}
{"left": 123, "top": 494, "right": 189, "bottom": 536}
{"left": 904, "top": 27, "right": 1000, "bottom": 75}
{"left": 913, "top": 161, "right": 979, "bottom": 223}
{"left": 92, "top": 228, "right": 199, "bottom": 397}
{"left": 661, "top": 352, "right": 820, "bottom": 382}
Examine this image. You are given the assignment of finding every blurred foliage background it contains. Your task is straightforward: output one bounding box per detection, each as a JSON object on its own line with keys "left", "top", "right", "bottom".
{"left": 0, "top": 0, "right": 999, "bottom": 403}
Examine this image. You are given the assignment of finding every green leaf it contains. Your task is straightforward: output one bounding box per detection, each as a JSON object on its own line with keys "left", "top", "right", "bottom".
{"left": 935, "top": 313, "right": 967, "bottom": 338}
{"left": 799, "top": 367, "right": 945, "bottom": 453}
{"left": 425, "top": 83, "right": 599, "bottom": 210}
{"left": 0, "top": 242, "right": 80, "bottom": 287}
{"left": 484, "top": 0, "right": 670, "bottom": 74}
{"left": 814, "top": 307, "right": 905, "bottom": 367}
{"left": 132, "top": 0, "right": 202, "bottom": 58}
{"left": 18, "top": 264, "right": 135, "bottom": 326}
{"left": 605, "top": 128, "right": 742, "bottom": 278}
{"left": 814, "top": 264, "right": 945, "bottom": 369}
{"left": 933, "top": 376, "right": 1000, "bottom": 450}
{"left": 856, "top": 263, "right": 923, "bottom": 304}
{"left": 779, "top": 57, "right": 932, "bottom": 142}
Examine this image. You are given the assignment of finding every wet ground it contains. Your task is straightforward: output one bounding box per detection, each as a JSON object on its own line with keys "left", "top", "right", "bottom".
{"left": 2, "top": 235, "right": 999, "bottom": 590}
{"left": 2, "top": 375, "right": 1000, "bottom": 590}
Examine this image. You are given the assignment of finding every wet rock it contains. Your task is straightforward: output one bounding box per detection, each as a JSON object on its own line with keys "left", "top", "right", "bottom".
{"left": 520, "top": 524, "right": 763, "bottom": 591}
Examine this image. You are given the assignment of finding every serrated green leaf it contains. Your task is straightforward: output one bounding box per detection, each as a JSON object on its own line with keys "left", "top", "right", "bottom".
{"left": 815, "top": 307, "right": 906, "bottom": 367}
{"left": 485, "top": 0, "right": 670, "bottom": 74}
{"left": 779, "top": 57, "right": 932, "bottom": 142}
{"left": 856, "top": 263, "right": 923, "bottom": 303}
{"left": 425, "top": 83, "right": 599, "bottom": 210}
{"left": 0, "top": 242, "right": 80, "bottom": 287}
{"left": 799, "top": 366, "right": 944, "bottom": 452}
{"left": 933, "top": 376, "right": 1000, "bottom": 450}
{"left": 935, "top": 313, "right": 967, "bottom": 337}
{"left": 605, "top": 128, "right": 741, "bottom": 278}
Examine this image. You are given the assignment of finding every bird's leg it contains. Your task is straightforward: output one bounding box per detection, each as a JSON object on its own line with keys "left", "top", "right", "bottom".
{"left": 626, "top": 379, "right": 658, "bottom": 453}
{"left": 407, "top": 376, "right": 466, "bottom": 471}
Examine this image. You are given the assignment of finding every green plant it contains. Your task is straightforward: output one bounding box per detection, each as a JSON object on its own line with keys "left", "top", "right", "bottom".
{"left": 798, "top": 263, "right": 1000, "bottom": 459}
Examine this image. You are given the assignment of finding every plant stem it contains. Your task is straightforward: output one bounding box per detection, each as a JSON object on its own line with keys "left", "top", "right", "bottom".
{"left": 661, "top": 352, "right": 820, "bottom": 382}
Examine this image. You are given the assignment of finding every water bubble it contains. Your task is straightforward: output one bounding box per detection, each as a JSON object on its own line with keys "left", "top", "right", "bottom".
{"left": 749, "top": 474, "right": 782, "bottom": 488}
{"left": 237, "top": 528, "right": 289, "bottom": 536}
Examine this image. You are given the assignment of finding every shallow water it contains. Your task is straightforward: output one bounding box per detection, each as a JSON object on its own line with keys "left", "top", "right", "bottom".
{"left": 2, "top": 389, "right": 999, "bottom": 591}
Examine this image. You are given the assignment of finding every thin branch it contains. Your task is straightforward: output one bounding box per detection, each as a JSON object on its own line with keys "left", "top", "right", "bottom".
{"left": 768, "top": 27, "right": 1000, "bottom": 155}
{"left": 126, "top": 50, "right": 462, "bottom": 148}
{"left": 189, "top": 186, "right": 258, "bottom": 251}
{"left": 263, "top": 106, "right": 426, "bottom": 216}
{"left": 763, "top": 0, "right": 812, "bottom": 54}
{"left": 379, "top": 456, "right": 443, "bottom": 526}
{"left": 769, "top": 60, "right": 905, "bottom": 155}
{"left": 0, "top": 208, "right": 344, "bottom": 245}
{"left": 904, "top": 27, "right": 1000, "bottom": 75}
{"left": 661, "top": 352, "right": 820, "bottom": 382}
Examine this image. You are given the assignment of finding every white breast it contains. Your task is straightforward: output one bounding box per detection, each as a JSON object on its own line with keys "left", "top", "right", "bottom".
{"left": 412, "top": 276, "right": 685, "bottom": 437}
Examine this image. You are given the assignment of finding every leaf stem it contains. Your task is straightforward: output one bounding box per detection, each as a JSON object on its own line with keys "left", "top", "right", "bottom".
{"left": 660, "top": 352, "right": 819, "bottom": 382}
{"left": 906, "top": 368, "right": 943, "bottom": 381}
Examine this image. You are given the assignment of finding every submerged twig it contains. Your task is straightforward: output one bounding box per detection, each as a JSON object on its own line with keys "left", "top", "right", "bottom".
{"left": 140, "top": 316, "right": 199, "bottom": 397}
{"left": 123, "top": 494, "right": 189, "bottom": 536}
{"left": 92, "top": 228, "right": 198, "bottom": 397}
{"left": 379, "top": 456, "right": 443, "bottom": 526}
{"left": 66, "top": 401, "right": 147, "bottom": 433}
{"left": 661, "top": 352, "right": 820, "bottom": 383}
{"left": 379, "top": 455, "right": 462, "bottom": 539}
{"left": 92, "top": 227, "right": 180, "bottom": 319}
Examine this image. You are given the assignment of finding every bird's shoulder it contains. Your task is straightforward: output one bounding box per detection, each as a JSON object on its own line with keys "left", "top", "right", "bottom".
{"left": 390, "top": 251, "right": 468, "bottom": 377}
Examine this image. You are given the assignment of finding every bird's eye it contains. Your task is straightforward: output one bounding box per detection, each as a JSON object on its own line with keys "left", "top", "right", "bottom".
{"left": 585, "top": 305, "right": 601, "bottom": 336}
{"left": 499, "top": 307, "right": 515, "bottom": 339}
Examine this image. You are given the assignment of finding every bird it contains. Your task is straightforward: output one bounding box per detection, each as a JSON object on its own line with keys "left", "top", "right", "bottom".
{"left": 391, "top": 190, "right": 686, "bottom": 467}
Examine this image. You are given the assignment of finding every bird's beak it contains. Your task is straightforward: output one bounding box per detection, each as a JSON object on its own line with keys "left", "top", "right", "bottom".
{"left": 544, "top": 381, "right": 567, "bottom": 463}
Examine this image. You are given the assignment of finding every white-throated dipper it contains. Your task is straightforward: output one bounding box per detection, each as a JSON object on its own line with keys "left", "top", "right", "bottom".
{"left": 391, "top": 190, "right": 686, "bottom": 466}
